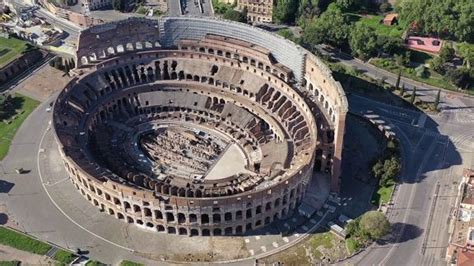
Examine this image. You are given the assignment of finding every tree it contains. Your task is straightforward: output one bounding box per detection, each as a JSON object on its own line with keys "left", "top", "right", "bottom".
{"left": 372, "top": 161, "right": 384, "bottom": 179}
{"left": 223, "top": 8, "right": 247, "bottom": 23}
{"left": 434, "top": 89, "right": 441, "bottom": 110}
{"left": 431, "top": 56, "right": 445, "bottom": 74}
{"left": 410, "top": 86, "right": 417, "bottom": 104}
{"left": 457, "top": 42, "right": 473, "bottom": 69}
{"left": 415, "top": 65, "right": 429, "bottom": 78}
{"left": 64, "top": 59, "right": 70, "bottom": 74}
{"left": 400, "top": 83, "right": 405, "bottom": 96}
{"left": 394, "top": 51, "right": 411, "bottom": 67}
{"left": 297, "top": 0, "right": 321, "bottom": 27}
{"left": 376, "top": 35, "right": 402, "bottom": 56}
{"left": 112, "top": 0, "right": 125, "bottom": 11}
{"left": 335, "top": 0, "right": 354, "bottom": 11}
{"left": 273, "top": 0, "right": 299, "bottom": 24}
{"left": 397, "top": 0, "right": 474, "bottom": 42}
{"left": 379, "top": 2, "right": 391, "bottom": 13}
{"left": 349, "top": 23, "right": 378, "bottom": 60}
{"left": 395, "top": 69, "right": 401, "bottom": 90}
{"left": 302, "top": 4, "right": 350, "bottom": 48}
{"left": 359, "top": 211, "right": 391, "bottom": 240}
{"left": 439, "top": 44, "right": 455, "bottom": 63}
{"left": 445, "top": 68, "right": 473, "bottom": 90}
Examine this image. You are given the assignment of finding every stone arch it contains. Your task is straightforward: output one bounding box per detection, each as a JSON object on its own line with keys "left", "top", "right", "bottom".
{"left": 225, "top": 227, "right": 233, "bottom": 235}
{"left": 201, "top": 214, "right": 209, "bottom": 224}
{"left": 116, "top": 44, "right": 125, "bottom": 53}
{"left": 202, "top": 229, "right": 210, "bottom": 236}
{"left": 127, "top": 216, "right": 134, "bottom": 223}
{"left": 190, "top": 229, "right": 199, "bottom": 236}
{"left": 178, "top": 213, "right": 186, "bottom": 224}
{"left": 167, "top": 226, "right": 176, "bottom": 234}
{"left": 179, "top": 227, "right": 188, "bottom": 235}
{"left": 236, "top": 225, "right": 243, "bottom": 234}
{"left": 145, "top": 41, "right": 153, "bottom": 48}
{"left": 213, "top": 228, "right": 222, "bottom": 236}
{"left": 80, "top": 56, "right": 88, "bottom": 65}
{"left": 157, "top": 225, "right": 165, "bottom": 232}
{"left": 213, "top": 213, "right": 221, "bottom": 223}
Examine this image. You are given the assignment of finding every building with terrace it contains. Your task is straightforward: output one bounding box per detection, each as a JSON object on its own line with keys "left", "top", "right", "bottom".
{"left": 52, "top": 17, "right": 348, "bottom": 236}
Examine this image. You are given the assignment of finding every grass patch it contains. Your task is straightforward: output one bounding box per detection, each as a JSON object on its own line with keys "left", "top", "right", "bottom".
{"left": 85, "top": 261, "right": 107, "bottom": 266}
{"left": 371, "top": 57, "right": 458, "bottom": 91}
{"left": 346, "top": 237, "right": 361, "bottom": 254}
{"left": 357, "top": 15, "right": 404, "bottom": 38}
{"left": 0, "top": 227, "right": 51, "bottom": 255}
{"left": 309, "top": 232, "right": 334, "bottom": 250}
{"left": 0, "top": 93, "right": 40, "bottom": 160}
{"left": 53, "top": 250, "right": 77, "bottom": 265}
{"left": 120, "top": 260, "right": 144, "bottom": 266}
{"left": 0, "top": 262, "right": 20, "bottom": 266}
{"left": 371, "top": 183, "right": 395, "bottom": 206}
{"left": 0, "top": 37, "right": 28, "bottom": 68}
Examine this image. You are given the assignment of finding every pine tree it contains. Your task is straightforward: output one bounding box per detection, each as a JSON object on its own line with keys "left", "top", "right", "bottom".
{"left": 434, "top": 89, "right": 441, "bottom": 110}
{"left": 395, "top": 69, "right": 401, "bottom": 90}
{"left": 400, "top": 83, "right": 405, "bottom": 96}
{"left": 410, "top": 86, "right": 417, "bottom": 104}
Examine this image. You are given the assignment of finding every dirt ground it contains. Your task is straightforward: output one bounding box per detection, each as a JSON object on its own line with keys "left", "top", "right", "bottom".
{"left": 13, "top": 64, "right": 72, "bottom": 102}
{"left": 0, "top": 244, "right": 54, "bottom": 265}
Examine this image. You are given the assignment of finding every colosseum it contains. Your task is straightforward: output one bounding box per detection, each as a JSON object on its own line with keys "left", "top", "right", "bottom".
{"left": 52, "top": 17, "right": 348, "bottom": 237}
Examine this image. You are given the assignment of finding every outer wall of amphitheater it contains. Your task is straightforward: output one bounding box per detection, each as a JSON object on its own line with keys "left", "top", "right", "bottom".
{"left": 53, "top": 17, "right": 348, "bottom": 236}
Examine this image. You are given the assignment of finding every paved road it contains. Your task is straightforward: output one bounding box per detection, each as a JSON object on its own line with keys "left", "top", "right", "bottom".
{"left": 316, "top": 45, "right": 472, "bottom": 106}
{"left": 169, "top": 0, "right": 213, "bottom": 16}
{"left": 346, "top": 93, "right": 474, "bottom": 266}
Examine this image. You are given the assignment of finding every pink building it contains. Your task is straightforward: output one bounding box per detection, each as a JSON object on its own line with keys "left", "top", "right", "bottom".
{"left": 405, "top": 36, "right": 443, "bottom": 54}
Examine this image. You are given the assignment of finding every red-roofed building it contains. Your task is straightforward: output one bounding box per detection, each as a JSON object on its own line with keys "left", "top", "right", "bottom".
{"left": 405, "top": 36, "right": 443, "bottom": 54}
{"left": 458, "top": 249, "right": 474, "bottom": 266}
{"left": 383, "top": 14, "right": 398, "bottom": 26}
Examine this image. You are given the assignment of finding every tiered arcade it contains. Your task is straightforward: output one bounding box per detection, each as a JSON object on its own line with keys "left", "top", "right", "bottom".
{"left": 53, "top": 17, "right": 348, "bottom": 236}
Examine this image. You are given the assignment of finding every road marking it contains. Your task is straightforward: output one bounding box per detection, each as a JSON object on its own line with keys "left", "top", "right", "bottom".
{"left": 249, "top": 249, "right": 254, "bottom": 256}
{"left": 310, "top": 219, "right": 317, "bottom": 224}
{"left": 294, "top": 233, "right": 300, "bottom": 237}
{"left": 255, "top": 236, "right": 260, "bottom": 240}
{"left": 272, "top": 242, "right": 278, "bottom": 248}
{"left": 37, "top": 126, "right": 134, "bottom": 252}
{"left": 260, "top": 246, "right": 266, "bottom": 252}
{"left": 283, "top": 237, "right": 289, "bottom": 243}
{"left": 302, "top": 225, "right": 309, "bottom": 231}
{"left": 245, "top": 238, "right": 250, "bottom": 243}
{"left": 45, "top": 177, "right": 68, "bottom": 187}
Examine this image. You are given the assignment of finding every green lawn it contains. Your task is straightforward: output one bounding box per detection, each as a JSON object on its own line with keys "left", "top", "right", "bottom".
{"left": 120, "top": 261, "right": 144, "bottom": 266}
{"left": 309, "top": 232, "right": 334, "bottom": 250}
{"left": 85, "top": 260, "right": 107, "bottom": 266}
{"left": 0, "top": 37, "right": 28, "bottom": 68}
{"left": 371, "top": 58, "right": 458, "bottom": 91}
{"left": 0, "top": 227, "right": 51, "bottom": 255}
{"left": 371, "top": 183, "right": 395, "bottom": 206}
{"left": 0, "top": 261, "right": 20, "bottom": 266}
{"left": 346, "top": 237, "right": 361, "bottom": 254}
{"left": 0, "top": 93, "right": 40, "bottom": 160}
{"left": 53, "top": 250, "right": 77, "bottom": 265}
{"left": 356, "top": 15, "right": 404, "bottom": 38}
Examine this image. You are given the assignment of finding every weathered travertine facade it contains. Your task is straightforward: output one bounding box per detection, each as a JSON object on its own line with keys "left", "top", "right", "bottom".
{"left": 53, "top": 17, "right": 347, "bottom": 236}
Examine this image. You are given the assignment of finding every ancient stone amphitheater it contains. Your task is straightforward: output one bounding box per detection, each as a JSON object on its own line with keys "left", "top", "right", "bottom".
{"left": 52, "top": 17, "right": 348, "bottom": 236}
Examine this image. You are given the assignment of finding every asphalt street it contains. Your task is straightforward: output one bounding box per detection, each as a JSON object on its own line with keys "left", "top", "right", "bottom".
{"left": 346, "top": 93, "right": 473, "bottom": 266}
